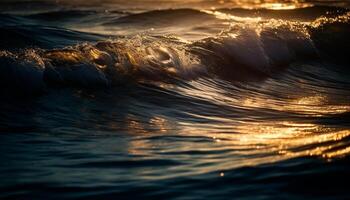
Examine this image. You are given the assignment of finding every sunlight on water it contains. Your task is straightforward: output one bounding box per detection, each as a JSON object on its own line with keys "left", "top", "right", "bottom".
{"left": 242, "top": 95, "right": 350, "bottom": 115}
{"left": 235, "top": 124, "right": 350, "bottom": 159}
{"left": 185, "top": 0, "right": 314, "bottom": 10}
{"left": 169, "top": 78, "right": 350, "bottom": 168}
{"left": 201, "top": 10, "right": 262, "bottom": 22}
{"left": 257, "top": 2, "right": 311, "bottom": 10}
{"left": 1, "top": 0, "right": 350, "bottom": 199}
{"left": 176, "top": 120, "right": 350, "bottom": 169}
{"left": 223, "top": 0, "right": 312, "bottom": 10}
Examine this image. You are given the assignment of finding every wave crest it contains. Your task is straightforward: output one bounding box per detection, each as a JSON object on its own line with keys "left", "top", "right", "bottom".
{"left": 1, "top": 11, "right": 350, "bottom": 94}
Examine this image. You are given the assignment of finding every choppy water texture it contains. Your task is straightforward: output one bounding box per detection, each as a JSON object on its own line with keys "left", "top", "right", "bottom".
{"left": 1, "top": 0, "right": 350, "bottom": 199}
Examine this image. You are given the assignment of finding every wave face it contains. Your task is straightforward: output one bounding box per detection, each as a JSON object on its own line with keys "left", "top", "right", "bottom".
{"left": 1, "top": 1, "right": 350, "bottom": 200}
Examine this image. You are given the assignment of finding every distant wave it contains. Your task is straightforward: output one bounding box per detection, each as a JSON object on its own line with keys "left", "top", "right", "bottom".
{"left": 218, "top": 6, "right": 349, "bottom": 21}
{"left": 103, "top": 9, "right": 219, "bottom": 27}
{"left": 0, "top": 25, "right": 107, "bottom": 49}
{"left": 27, "top": 10, "right": 99, "bottom": 21}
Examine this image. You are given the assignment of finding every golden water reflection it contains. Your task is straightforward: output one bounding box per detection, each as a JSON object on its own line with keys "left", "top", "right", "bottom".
{"left": 164, "top": 85, "right": 350, "bottom": 169}
{"left": 178, "top": 120, "right": 350, "bottom": 172}
{"left": 214, "top": 0, "right": 312, "bottom": 10}
{"left": 100, "top": 89, "right": 350, "bottom": 179}
{"left": 122, "top": 112, "right": 350, "bottom": 170}
{"left": 242, "top": 94, "right": 350, "bottom": 116}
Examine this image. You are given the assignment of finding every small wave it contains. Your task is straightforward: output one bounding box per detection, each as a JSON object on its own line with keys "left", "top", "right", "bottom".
{"left": 0, "top": 13, "right": 32, "bottom": 26}
{"left": 103, "top": 9, "right": 218, "bottom": 27}
{"left": 26, "top": 10, "right": 98, "bottom": 21}
{"left": 191, "top": 26, "right": 316, "bottom": 80}
{"left": 0, "top": 25, "right": 107, "bottom": 49}
{"left": 218, "top": 6, "right": 349, "bottom": 21}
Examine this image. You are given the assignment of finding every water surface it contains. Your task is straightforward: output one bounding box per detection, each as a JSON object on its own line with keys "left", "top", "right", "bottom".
{"left": 1, "top": 0, "right": 350, "bottom": 199}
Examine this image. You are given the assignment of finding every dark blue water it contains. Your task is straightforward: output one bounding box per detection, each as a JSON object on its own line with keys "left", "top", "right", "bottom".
{"left": 1, "top": 0, "right": 350, "bottom": 199}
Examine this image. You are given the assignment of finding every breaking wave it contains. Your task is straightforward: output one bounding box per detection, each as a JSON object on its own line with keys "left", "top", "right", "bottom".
{"left": 0, "top": 10, "right": 349, "bottom": 94}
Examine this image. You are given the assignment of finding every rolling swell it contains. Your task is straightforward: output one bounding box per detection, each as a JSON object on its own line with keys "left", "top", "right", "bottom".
{"left": 103, "top": 9, "right": 219, "bottom": 27}
{"left": 27, "top": 10, "right": 99, "bottom": 21}
{"left": 218, "top": 5, "right": 349, "bottom": 21}
{"left": 0, "top": 26, "right": 107, "bottom": 50}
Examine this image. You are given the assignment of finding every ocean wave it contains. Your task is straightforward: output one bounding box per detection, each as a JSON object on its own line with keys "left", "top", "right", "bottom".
{"left": 0, "top": 25, "right": 107, "bottom": 49}
{"left": 0, "top": 11, "right": 349, "bottom": 94}
{"left": 27, "top": 10, "right": 99, "bottom": 21}
{"left": 0, "top": 13, "right": 31, "bottom": 26}
{"left": 2, "top": 2, "right": 350, "bottom": 200}
{"left": 103, "top": 8, "right": 219, "bottom": 27}
{"left": 218, "top": 5, "right": 349, "bottom": 21}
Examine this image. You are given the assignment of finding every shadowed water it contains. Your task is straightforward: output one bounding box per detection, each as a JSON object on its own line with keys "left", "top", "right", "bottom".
{"left": 1, "top": 0, "right": 350, "bottom": 199}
